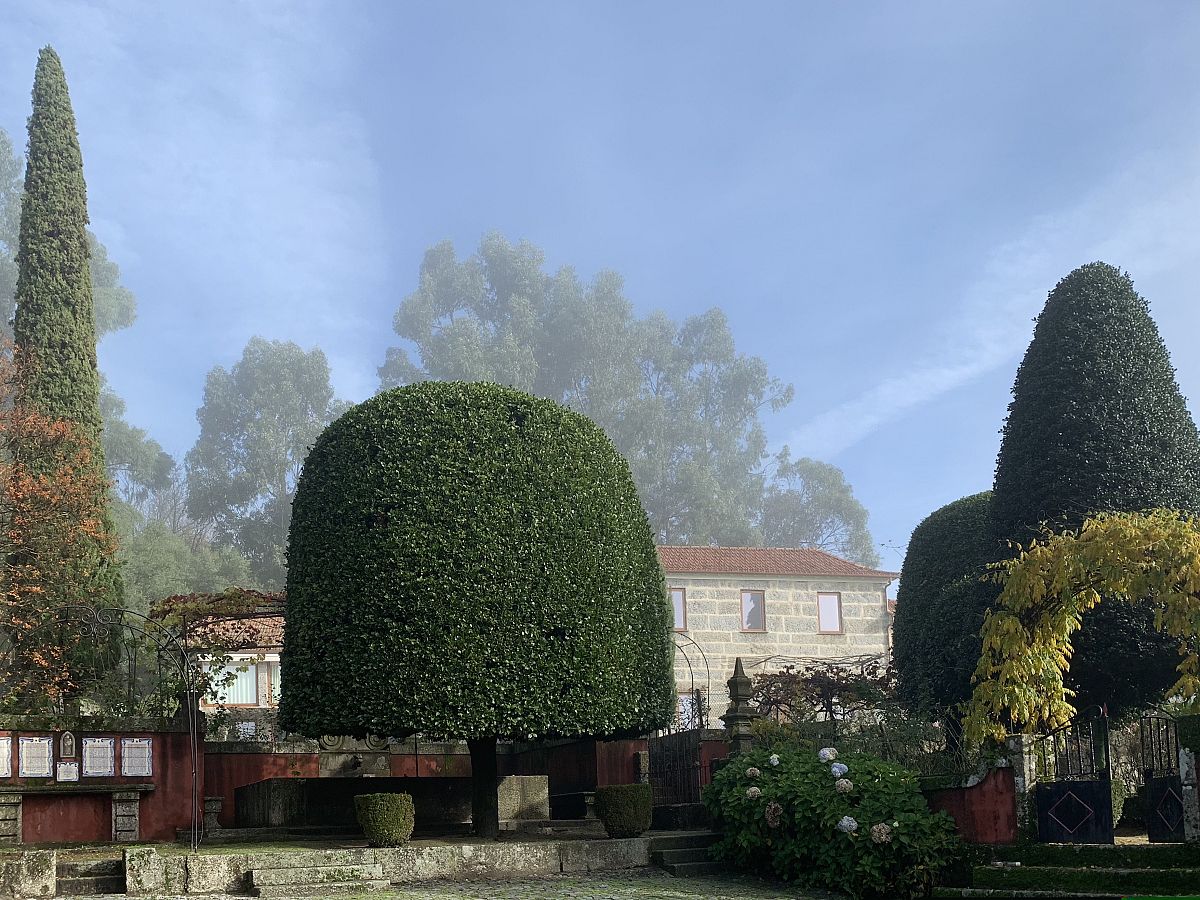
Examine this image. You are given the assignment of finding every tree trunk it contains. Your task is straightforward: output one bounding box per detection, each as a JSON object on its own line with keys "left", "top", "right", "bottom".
{"left": 468, "top": 736, "right": 500, "bottom": 840}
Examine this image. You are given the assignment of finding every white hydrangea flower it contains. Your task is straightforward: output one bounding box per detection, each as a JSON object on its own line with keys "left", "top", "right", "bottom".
{"left": 831, "top": 762, "right": 849, "bottom": 777}
{"left": 836, "top": 815, "right": 858, "bottom": 833}
{"left": 834, "top": 778, "right": 853, "bottom": 793}
{"left": 745, "top": 766, "right": 761, "bottom": 778}
{"left": 818, "top": 747, "right": 838, "bottom": 762}
{"left": 768, "top": 753, "right": 780, "bottom": 767}
{"left": 746, "top": 786, "right": 762, "bottom": 799}
{"left": 871, "top": 822, "right": 893, "bottom": 844}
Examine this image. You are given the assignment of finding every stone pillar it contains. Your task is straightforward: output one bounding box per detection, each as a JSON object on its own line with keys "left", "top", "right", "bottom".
{"left": 1005, "top": 734, "right": 1039, "bottom": 842}
{"left": 0, "top": 795, "right": 20, "bottom": 846}
{"left": 203, "top": 796, "right": 224, "bottom": 835}
{"left": 634, "top": 750, "right": 650, "bottom": 785}
{"left": 720, "top": 658, "right": 760, "bottom": 757}
{"left": 1179, "top": 715, "right": 1199, "bottom": 844}
{"left": 112, "top": 791, "right": 140, "bottom": 842}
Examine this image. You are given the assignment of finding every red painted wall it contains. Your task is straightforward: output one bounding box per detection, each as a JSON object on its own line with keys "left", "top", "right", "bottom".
{"left": 204, "top": 752, "right": 319, "bottom": 828}
{"left": 699, "top": 738, "right": 729, "bottom": 790}
{"left": 7, "top": 729, "right": 199, "bottom": 844}
{"left": 22, "top": 793, "right": 109, "bottom": 843}
{"left": 596, "top": 739, "right": 648, "bottom": 787}
{"left": 924, "top": 767, "right": 1017, "bottom": 845}
{"left": 390, "top": 751, "right": 470, "bottom": 778}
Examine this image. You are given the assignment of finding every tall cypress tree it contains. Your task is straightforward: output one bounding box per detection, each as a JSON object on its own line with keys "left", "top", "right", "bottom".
{"left": 990, "top": 261, "right": 1200, "bottom": 713}
{"left": 10, "top": 47, "right": 120, "bottom": 609}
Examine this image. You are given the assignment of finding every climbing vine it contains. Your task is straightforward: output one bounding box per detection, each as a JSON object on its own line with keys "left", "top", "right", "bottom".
{"left": 963, "top": 509, "right": 1200, "bottom": 743}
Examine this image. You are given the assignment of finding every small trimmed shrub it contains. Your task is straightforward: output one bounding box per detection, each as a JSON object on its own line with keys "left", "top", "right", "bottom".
{"left": 703, "top": 746, "right": 960, "bottom": 899}
{"left": 594, "top": 784, "right": 653, "bottom": 838}
{"left": 354, "top": 792, "right": 415, "bottom": 846}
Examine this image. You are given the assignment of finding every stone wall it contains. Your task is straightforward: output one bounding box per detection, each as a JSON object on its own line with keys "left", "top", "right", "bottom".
{"left": 668, "top": 574, "right": 892, "bottom": 710}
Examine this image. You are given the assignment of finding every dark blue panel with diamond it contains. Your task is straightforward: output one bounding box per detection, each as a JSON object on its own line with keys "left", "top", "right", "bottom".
{"left": 1035, "top": 780, "right": 1114, "bottom": 844}
{"left": 1146, "top": 774, "right": 1186, "bottom": 843}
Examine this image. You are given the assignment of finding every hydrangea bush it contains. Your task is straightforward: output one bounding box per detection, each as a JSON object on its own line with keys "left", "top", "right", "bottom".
{"left": 704, "top": 746, "right": 960, "bottom": 899}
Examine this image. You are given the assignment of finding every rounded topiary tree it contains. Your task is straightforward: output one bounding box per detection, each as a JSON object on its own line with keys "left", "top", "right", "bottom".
{"left": 990, "top": 262, "right": 1200, "bottom": 714}
{"left": 892, "top": 492, "right": 996, "bottom": 716}
{"left": 279, "top": 382, "right": 675, "bottom": 838}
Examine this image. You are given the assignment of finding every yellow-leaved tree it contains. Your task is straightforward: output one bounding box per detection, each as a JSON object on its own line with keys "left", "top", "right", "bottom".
{"left": 964, "top": 509, "right": 1200, "bottom": 743}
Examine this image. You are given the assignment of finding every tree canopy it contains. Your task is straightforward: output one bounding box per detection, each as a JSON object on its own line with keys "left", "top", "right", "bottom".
{"left": 185, "top": 337, "right": 348, "bottom": 589}
{"left": 892, "top": 491, "right": 995, "bottom": 714}
{"left": 379, "top": 234, "right": 877, "bottom": 561}
{"left": 989, "top": 261, "right": 1200, "bottom": 713}
{"left": 965, "top": 510, "right": 1200, "bottom": 743}
{"left": 280, "top": 381, "right": 675, "bottom": 835}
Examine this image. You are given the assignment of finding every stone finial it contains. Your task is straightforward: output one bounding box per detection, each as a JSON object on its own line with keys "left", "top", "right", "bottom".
{"left": 721, "top": 657, "right": 760, "bottom": 757}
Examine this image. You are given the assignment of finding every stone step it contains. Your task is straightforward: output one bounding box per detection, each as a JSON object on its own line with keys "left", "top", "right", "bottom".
{"left": 56, "top": 875, "right": 126, "bottom": 896}
{"left": 651, "top": 846, "right": 712, "bottom": 865}
{"left": 250, "top": 864, "right": 385, "bottom": 887}
{"left": 250, "top": 880, "right": 391, "bottom": 898}
{"left": 663, "top": 860, "right": 727, "bottom": 877}
{"left": 972, "top": 864, "right": 1200, "bottom": 896}
{"left": 243, "top": 848, "right": 376, "bottom": 870}
{"left": 646, "top": 831, "right": 720, "bottom": 852}
{"left": 57, "top": 858, "right": 123, "bottom": 878}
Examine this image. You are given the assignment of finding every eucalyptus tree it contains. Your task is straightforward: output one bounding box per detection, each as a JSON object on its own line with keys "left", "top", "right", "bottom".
{"left": 186, "top": 337, "right": 348, "bottom": 588}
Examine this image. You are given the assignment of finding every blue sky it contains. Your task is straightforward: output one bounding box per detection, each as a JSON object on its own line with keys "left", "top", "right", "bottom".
{"left": 3, "top": 1, "right": 1200, "bottom": 573}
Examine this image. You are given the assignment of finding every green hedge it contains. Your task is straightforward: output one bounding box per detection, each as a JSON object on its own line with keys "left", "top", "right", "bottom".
{"left": 278, "top": 382, "right": 675, "bottom": 742}
{"left": 354, "top": 793, "right": 415, "bottom": 846}
{"left": 594, "top": 784, "right": 653, "bottom": 838}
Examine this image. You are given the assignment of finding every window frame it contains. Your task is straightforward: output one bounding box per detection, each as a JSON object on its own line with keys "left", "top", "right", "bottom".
{"left": 206, "top": 659, "right": 260, "bottom": 708}
{"left": 670, "top": 587, "right": 688, "bottom": 632}
{"left": 817, "top": 591, "right": 844, "bottom": 635}
{"left": 740, "top": 589, "right": 767, "bottom": 633}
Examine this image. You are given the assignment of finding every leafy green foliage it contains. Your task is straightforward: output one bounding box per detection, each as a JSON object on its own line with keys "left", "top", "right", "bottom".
{"left": 186, "top": 337, "right": 348, "bottom": 588}
{"left": 279, "top": 381, "right": 675, "bottom": 742}
{"left": 761, "top": 451, "right": 879, "bottom": 567}
{"left": 378, "top": 234, "right": 875, "bottom": 560}
{"left": 116, "top": 520, "right": 253, "bottom": 615}
{"left": 593, "top": 784, "right": 653, "bottom": 838}
{"left": 990, "top": 262, "right": 1200, "bottom": 713}
{"left": 704, "top": 747, "right": 960, "bottom": 899}
{"left": 354, "top": 793, "right": 415, "bottom": 846}
{"left": 10, "top": 47, "right": 120, "bottom": 609}
{"left": 893, "top": 492, "right": 996, "bottom": 714}
{"left": 965, "top": 510, "right": 1200, "bottom": 742}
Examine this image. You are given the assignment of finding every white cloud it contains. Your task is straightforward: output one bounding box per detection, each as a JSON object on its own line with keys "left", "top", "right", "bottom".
{"left": 786, "top": 147, "right": 1200, "bottom": 458}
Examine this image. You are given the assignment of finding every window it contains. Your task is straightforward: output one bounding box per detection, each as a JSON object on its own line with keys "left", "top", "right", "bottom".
{"left": 209, "top": 662, "right": 259, "bottom": 706}
{"left": 817, "top": 592, "right": 843, "bottom": 634}
{"left": 670, "top": 588, "right": 687, "bottom": 631}
{"left": 266, "top": 660, "right": 282, "bottom": 705}
{"left": 741, "top": 590, "right": 766, "bottom": 632}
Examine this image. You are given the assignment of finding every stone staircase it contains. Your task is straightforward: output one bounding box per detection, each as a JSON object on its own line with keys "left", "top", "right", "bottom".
{"left": 246, "top": 850, "right": 389, "bottom": 898}
{"left": 648, "top": 831, "right": 723, "bottom": 877}
{"left": 55, "top": 853, "right": 125, "bottom": 896}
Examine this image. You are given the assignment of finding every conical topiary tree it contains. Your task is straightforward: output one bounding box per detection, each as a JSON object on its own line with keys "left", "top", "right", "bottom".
{"left": 9, "top": 46, "right": 120, "bottom": 610}
{"left": 892, "top": 491, "right": 996, "bottom": 716}
{"left": 990, "top": 261, "right": 1200, "bottom": 713}
{"left": 279, "top": 382, "right": 675, "bottom": 838}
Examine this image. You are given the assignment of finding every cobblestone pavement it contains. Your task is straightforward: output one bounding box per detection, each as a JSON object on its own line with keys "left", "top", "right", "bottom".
{"left": 73, "top": 870, "right": 831, "bottom": 899}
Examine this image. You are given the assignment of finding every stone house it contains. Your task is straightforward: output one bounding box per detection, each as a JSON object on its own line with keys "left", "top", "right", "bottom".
{"left": 196, "top": 546, "right": 897, "bottom": 735}
{"left": 659, "top": 545, "right": 898, "bottom": 720}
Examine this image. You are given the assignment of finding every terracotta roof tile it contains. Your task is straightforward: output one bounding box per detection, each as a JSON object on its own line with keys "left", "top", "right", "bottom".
{"left": 656, "top": 546, "right": 898, "bottom": 580}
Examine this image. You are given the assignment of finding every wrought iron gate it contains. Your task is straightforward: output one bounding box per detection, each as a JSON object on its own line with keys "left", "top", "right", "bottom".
{"left": 648, "top": 687, "right": 709, "bottom": 806}
{"left": 1033, "top": 706, "right": 1114, "bottom": 844}
{"left": 1137, "top": 712, "right": 1185, "bottom": 843}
